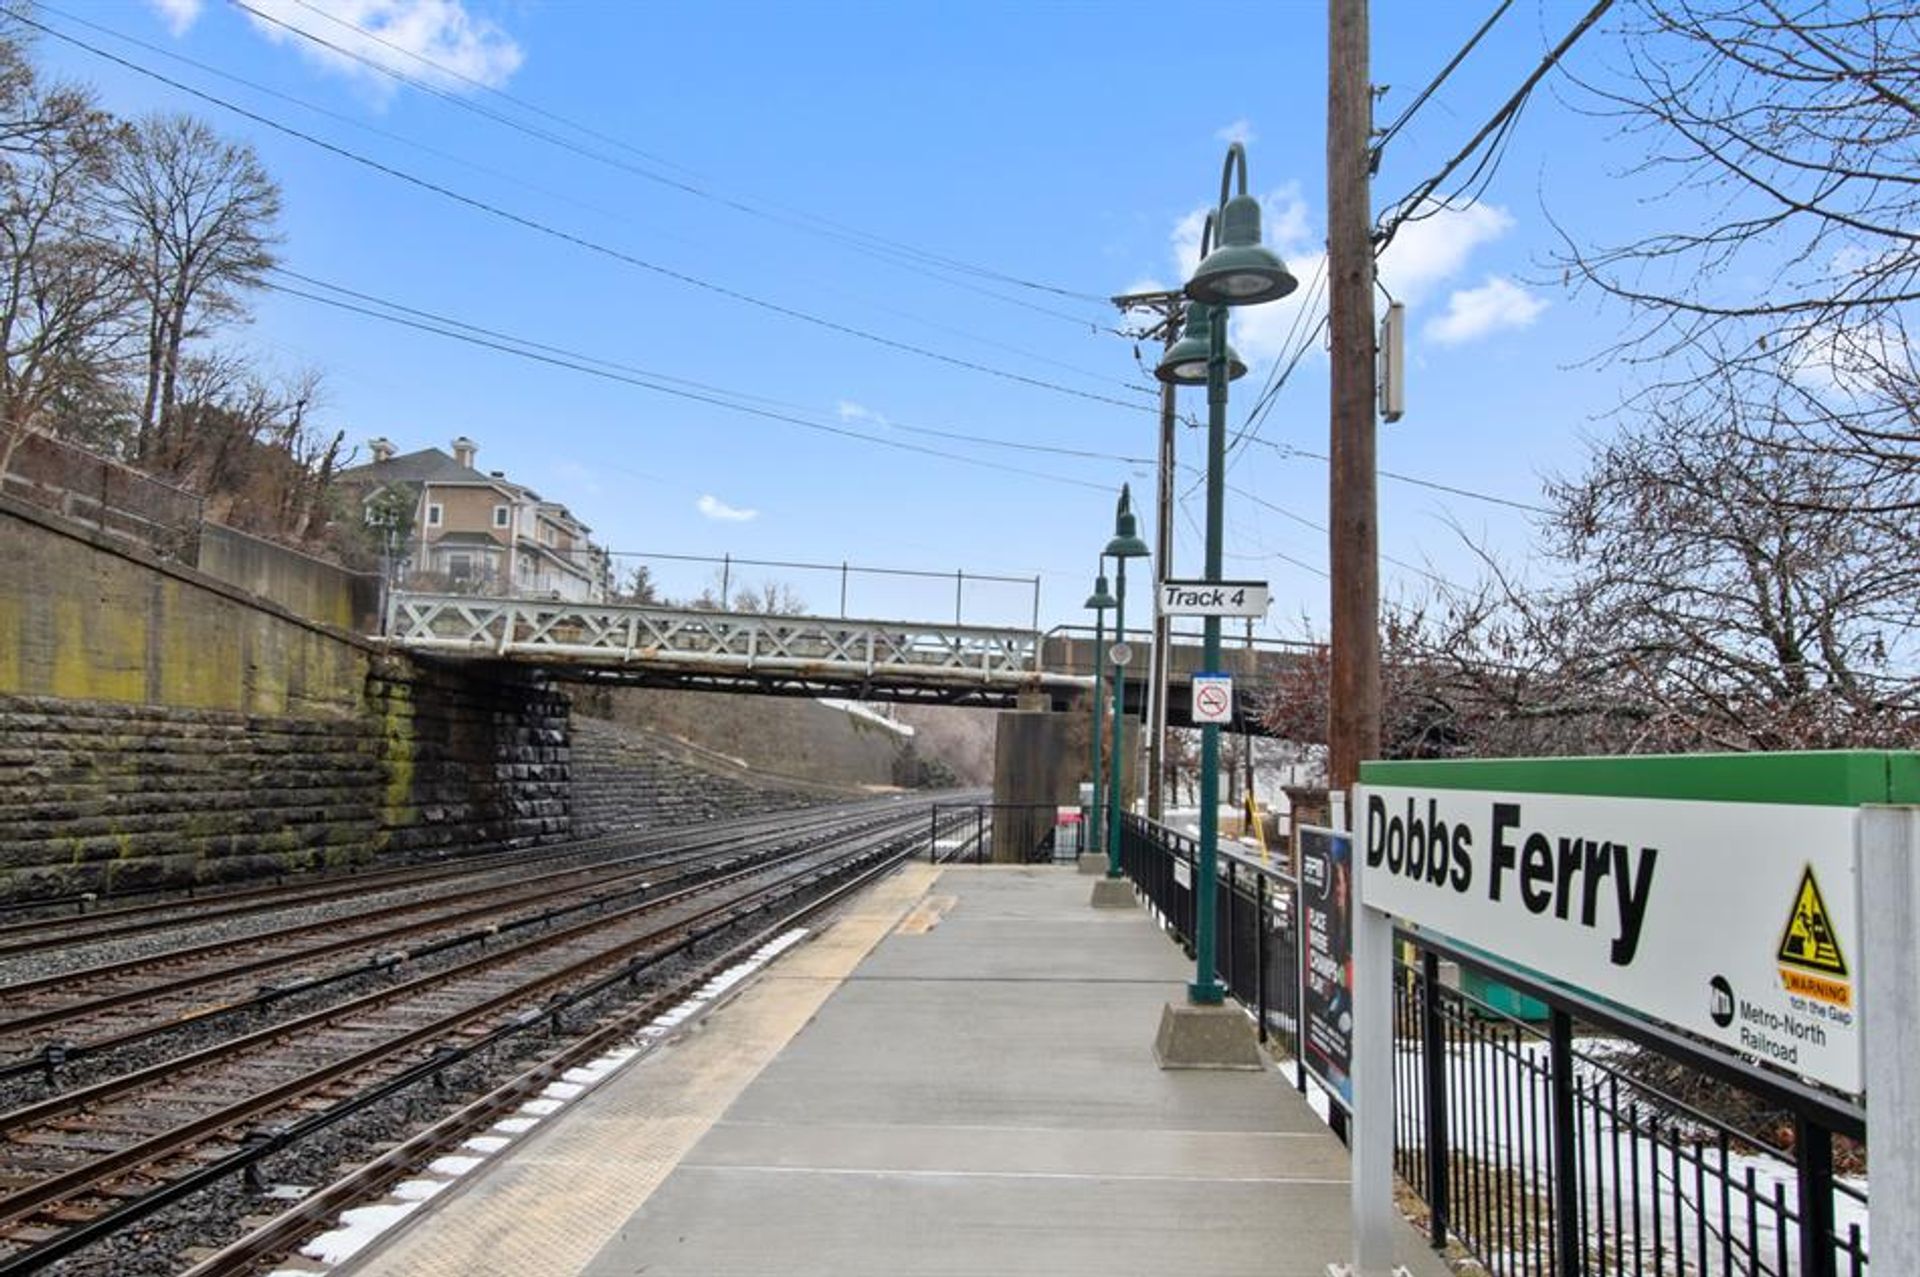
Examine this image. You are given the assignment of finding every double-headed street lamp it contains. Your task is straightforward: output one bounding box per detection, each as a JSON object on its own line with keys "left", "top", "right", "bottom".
{"left": 1104, "top": 486, "right": 1150, "bottom": 879}
{"left": 1084, "top": 562, "right": 1117, "bottom": 858}
{"left": 1155, "top": 142, "right": 1296, "bottom": 1006}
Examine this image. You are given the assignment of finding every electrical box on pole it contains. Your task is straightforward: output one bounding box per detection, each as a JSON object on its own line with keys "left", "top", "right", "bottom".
{"left": 1377, "top": 301, "right": 1405, "bottom": 423}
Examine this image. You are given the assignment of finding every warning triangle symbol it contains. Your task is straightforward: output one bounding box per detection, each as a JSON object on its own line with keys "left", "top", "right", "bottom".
{"left": 1776, "top": 866, "right": 1848, "bottom": 978}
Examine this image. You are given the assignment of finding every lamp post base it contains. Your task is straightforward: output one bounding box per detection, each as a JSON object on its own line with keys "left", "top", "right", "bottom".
{"left": 1076, "top": 852, "right": 1108, "bottom": 875}
{"left": 1185, "top": 978, "right": 1226, "bottom": 1006}
{"left": 1089, "top": 878, "right": 1137, "bottom": 909}
{"left": 1152, "top": 1000, "right": 1262, "bottom": 1070}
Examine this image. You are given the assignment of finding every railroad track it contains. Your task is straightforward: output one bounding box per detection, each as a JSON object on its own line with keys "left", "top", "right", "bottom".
{"left": 0, "top": 804, "right": 908, "bottom": 1079}
{"left": 0, "top": 801, "right": 881, "bottom": 961}
{"left": 0, "top": 799, "right": 932, "bottom": 1274}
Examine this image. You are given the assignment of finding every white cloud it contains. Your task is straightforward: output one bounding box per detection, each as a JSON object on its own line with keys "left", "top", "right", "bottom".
{"left": 697, "top": 494, "right": 757, "bottom": 522}
{"left": 835, "top": 400, "right": 887, "bottom": 426}
{"left": 1378, "top": 202, "right": 1515, "bottom": 305}
{"left": 237, "top": 0, "right": 524, "bottom": 96}
{"left": 1424, "top": 276, "right": 1547, "bottom": 345}
{"left": 146, "top": 0, "right": 204, "bottom": 36}
{"left": 1215, "top": 118, "right": 1257, "bottom": 146}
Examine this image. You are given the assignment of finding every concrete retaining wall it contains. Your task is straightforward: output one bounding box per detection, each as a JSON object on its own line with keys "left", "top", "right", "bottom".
{"left": 197, "top": 522, "right": 381, "bottom": 634}
{"left": 582, "top": 687, "right": 908, "bottom": 789}
{"left": 0, "top": 495, "right": 570, "bottom": 901}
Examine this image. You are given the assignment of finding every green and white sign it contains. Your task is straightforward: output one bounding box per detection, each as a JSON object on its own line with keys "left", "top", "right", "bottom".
{"left": 1357, "top": 753, "right": 1920, "bottom": 1098}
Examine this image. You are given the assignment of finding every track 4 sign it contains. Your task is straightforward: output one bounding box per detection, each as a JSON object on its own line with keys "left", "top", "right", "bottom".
{"left": 1159, "top": 579, "right": 1270, "bottom": 617}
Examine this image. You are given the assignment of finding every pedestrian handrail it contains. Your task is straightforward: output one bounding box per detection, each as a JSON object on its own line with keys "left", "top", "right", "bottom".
{"left": 1114, "top": 814, "right": 1869, "bottom": 1277}
{"left": 387, "top": 592, "right": 1042, "bottom": 682}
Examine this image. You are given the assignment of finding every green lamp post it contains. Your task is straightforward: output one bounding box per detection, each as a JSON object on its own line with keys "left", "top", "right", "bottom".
{"left": 1103, "top": 485, "right": 1151, "bottom": 879}
{"left": 1084, "top": 562, "right": 1117, "bottom": 858}
{"left": 1164, "top": 142, "right": 1296, "bottom": 1005}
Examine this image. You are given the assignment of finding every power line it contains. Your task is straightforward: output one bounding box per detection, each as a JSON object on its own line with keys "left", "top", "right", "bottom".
{"left": 265, "top": 276, "right": 1134, "bottom": 493}
{"left": 266, "top": 266, "right": 1154, "bottom": 467}
{"left": 1242, "top": 438, "right": 1550, "bottom": 514}
{"left": 1369, "top": 0, "right": 1516, "bottom": 170}
{"left": 237, "top": 0, "right": 1115, "bottom": 319}
{"left": 23, "top": 10, "right": 1158, "bottom": 418}
{"left": 1375, "top": 0, "right": 1615, "bottom": 253}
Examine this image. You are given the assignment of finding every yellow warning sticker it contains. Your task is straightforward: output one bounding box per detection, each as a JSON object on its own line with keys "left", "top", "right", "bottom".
{"left": 1776, "top": 866, "right": 1848, "bottom": 978}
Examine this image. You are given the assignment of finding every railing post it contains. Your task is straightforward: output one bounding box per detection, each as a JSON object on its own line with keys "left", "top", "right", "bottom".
{"left": 1255, "top": 872, "right": 1269, "bottom": 1044}
{"left": 1422, "top": 948, "right": 1449, "bottom": 1252}
{"left": 721, "top": 552, "right": 732, "bottom": 608}
{"left": 1795, "top": 1110, "right": 1837, "bottom": 1277}
{"left": 955, "top": 569, "right": 964, "bottom": 625}
{"left": 841, "top": 561, "right": 849, "bottom": 616}
{"left": 928, "top": 807, "right": 937, "bottom": 864}
{"left": 1549, "top": 1008, "right": 1581, "bottom": 1276}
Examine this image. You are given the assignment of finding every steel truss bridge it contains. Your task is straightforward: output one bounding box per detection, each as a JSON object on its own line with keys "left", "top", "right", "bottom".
{"left": 384, "top": 592, "right": 1086, "bottom": 709}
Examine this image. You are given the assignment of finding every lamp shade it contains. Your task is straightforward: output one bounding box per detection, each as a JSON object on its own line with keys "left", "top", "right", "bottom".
{"left": 1085, "top": 573, "right": 1117, "bottom": 611}
{"left": 1155, "top": 303, "right": 1248, "bottom": 386}
{"left": 1185, "top": 193, "right": 1297, "bottom": 307}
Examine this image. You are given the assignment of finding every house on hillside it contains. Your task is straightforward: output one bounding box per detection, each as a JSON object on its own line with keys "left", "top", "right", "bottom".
{"left": 336, "top": 436, "right": 610, "bottom": 601}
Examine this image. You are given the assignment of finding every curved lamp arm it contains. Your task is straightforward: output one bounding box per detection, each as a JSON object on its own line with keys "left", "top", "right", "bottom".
{"left": 1219, "top": 141, "right": 1249, "bottom": 209}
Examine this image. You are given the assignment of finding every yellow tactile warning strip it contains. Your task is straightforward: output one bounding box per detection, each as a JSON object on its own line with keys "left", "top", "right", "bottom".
{"left": 342, "top": 862, "right": 942, "bottom": 1277}
{"left": 892, "top": 892, "right": 956, "bottom": 935}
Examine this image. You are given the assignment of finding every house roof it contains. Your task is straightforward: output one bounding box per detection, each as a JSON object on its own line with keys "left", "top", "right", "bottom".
{"left": 431, "top": 531, "right": 504, "bottom": 547}
{"left": 338, "top": 447, "right": 539, "bottom": 499}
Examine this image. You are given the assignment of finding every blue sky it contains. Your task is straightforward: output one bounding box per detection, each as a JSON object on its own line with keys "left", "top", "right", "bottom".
{"left": 32, "top": 0, "right": 1645, "bottom": 632}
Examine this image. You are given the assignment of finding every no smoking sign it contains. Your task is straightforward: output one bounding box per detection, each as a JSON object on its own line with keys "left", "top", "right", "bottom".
{"left": 1192, "top": 674, "right": 1234, "bottom": 725}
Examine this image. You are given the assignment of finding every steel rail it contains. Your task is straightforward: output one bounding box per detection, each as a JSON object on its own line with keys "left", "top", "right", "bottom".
{"left": 0, "top": 808, "right": 904, "bottom": 1078}
{"left": 0, "top": 809, "right": 924, "bottom": 1242}
{"left": 0, "top": 802, "right": 884, "bottom": 957}
{"left": 40, "top": 826, "right": 924, "bottom": 1277}
{"left": 180, "top": 835, "right": 919, "bottom": 1277}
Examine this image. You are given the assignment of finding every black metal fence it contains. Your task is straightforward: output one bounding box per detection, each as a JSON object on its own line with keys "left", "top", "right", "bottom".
{"left": 1116, "top": 813, "right": 1869, "bottom": 1277}
{"left": 927, "top": 804, "right": 1076, "bottom": 865}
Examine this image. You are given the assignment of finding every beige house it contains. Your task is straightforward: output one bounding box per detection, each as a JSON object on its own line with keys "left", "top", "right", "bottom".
{"left": 338, "top": 436, "right": 610, "bottom": 602}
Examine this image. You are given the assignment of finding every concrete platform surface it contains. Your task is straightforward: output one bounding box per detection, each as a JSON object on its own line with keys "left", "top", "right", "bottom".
{"left": 347, "top": 865, "right": 1450, "bottom": 1277}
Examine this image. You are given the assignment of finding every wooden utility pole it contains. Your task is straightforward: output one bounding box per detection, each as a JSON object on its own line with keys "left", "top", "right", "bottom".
{"left": 1111, "top": 289, "right": 1185, "bottom": 824}
{"left": 1327, "top": 0, "right": 1381, "bottom": 799}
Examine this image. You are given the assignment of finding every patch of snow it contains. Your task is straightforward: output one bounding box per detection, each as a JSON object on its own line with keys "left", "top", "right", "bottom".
{"left": 300, "top": 1202, "right": 421, "bottom": 1264}
{"left": 429, "top": 1154, "right": 484, "bottom": 1175}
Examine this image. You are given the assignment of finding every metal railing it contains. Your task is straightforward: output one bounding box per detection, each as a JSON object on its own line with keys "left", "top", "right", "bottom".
{"left": 0, "top": 432, "right": 204, "bottom": 563}
{"left": 387, "top": 593, "right": 1044, "bottom": 684}
{"left": 928, "top": 804, "right": 1077, "bottom": 865}
{"left": 1115, "top": 814, "right": 1868, "bottom": 1277}
{"left": 606, "top": 550, "right": 1042, "bottom": 631}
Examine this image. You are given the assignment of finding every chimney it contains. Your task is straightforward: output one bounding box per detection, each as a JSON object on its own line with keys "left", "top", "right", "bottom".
{"left": 451, "top": 436, "right": 477, "bottom": 469}
{"left": 368, "top": 436, "right": 395, "bottom": 463}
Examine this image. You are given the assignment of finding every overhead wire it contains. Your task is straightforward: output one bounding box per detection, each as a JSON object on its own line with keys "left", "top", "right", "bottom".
{"left": 263, "top": 266, "right": 1154, "bottom": 466}
{"left": 265, "top": 277, "right": 1133, "bottom": 493}
{"left": 21, "top": 9, "right": 1158, "bottom": 418}
{"left": 1374, "top": 0, "right": 1615, "bottom": 253}
{"left": 239, "top": 0, "right": 1117, "bottom": 322}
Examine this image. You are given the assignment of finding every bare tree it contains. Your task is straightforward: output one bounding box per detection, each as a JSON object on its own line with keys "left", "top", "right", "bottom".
{"left": 1544, "top": 399, "right": 1920, "bottom": 748}
{"left": 107, "top": 113, "right": 279, "bottom": 462}
{"left": 0, "top": 35, "right": 131, "bottom": 475}
{"left": 1557, "top": 1, "right": 1920, "bottom": 497}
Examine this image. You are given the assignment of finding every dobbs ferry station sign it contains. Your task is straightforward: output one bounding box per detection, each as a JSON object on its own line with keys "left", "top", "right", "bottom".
{"left": 1356, "top": 752, "right": 1920, "bottom": 1098}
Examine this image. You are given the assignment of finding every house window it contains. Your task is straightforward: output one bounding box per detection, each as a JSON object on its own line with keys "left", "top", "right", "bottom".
{"left": 427, "top": 503, "right": 444, "bottom": 528}
{"left": 448, "top": 553, "right": 472, "bottom": 581}
{"left": 493, "top": 505, "right": 510, "bottom": 529}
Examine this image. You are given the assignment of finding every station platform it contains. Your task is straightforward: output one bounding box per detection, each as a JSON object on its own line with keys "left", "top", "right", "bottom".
{"left": 342, "top": 864, "right": 1452, "bottom": 1277}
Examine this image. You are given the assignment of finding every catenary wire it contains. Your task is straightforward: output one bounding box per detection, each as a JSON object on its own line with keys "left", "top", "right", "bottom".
{"left": 21, "top": 10, "right": 1157, "bottom": 419}
{"left": 235, "top": 0, "right": 1116, "bottom": 322}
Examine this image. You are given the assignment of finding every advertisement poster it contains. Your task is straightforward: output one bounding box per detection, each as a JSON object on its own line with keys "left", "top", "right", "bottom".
{"left": 1298, "top": 824, "right": 1353, "bottom": 1110}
